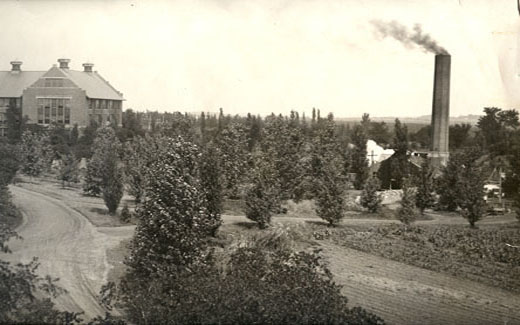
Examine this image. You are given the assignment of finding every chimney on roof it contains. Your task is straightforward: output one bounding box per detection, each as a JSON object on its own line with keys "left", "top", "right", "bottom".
{"left": 82, "top": 63, "right": 94, "bottom": 73}
{"left": 10, "top": 61, "right": 22, "bottom": 72}
{"left": 58, "top": 58, "right": 70, "bottom": 69}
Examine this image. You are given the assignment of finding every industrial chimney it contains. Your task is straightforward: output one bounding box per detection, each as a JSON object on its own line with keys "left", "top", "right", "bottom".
{"left": 430, "top": 54, "right": 450, "bottom": 166}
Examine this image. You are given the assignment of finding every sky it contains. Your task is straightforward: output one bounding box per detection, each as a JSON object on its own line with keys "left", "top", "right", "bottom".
{"left": 0, "top": 0, "right": 518, "bottom": 118}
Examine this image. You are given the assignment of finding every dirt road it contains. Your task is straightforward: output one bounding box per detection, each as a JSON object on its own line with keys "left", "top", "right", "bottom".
{"left": 5, "top": 186, "right": 133, "bottom": 320}
{"left": 320, "top": 242, "right": 520, "bottom": 325}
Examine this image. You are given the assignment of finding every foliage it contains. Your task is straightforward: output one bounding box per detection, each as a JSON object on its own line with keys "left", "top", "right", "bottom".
{"left": 351, "top": 124, "right": 369, "bottom": 189}
{"left": 75, "top": 121, "right": 98, "bottom": 159}
{"left": 436, "top": 148, "right": 486, "bottom": 227}
{"left": 215, "top": 122, "right": 250, "bottom": 199}
{"left": 454, "top": 150, "right": 486, "bottom": 228}
{"left": 58, "top": 153, "right": 80, "bottom": 187}
{"left": 415, "top": 160, "right": 435, "bottom": 214}
{"left": 119, "top": 204, "right": 131, "bottom": 223}
{"left": 200, "top": 142, "right": 223, "bottom": 235}
{"left": 477, "top": 107, "right": 519, "bottom": 156}
{"left": 361, "top": 177, "right": 382, "bottom": 213}
{"left": 318, "top": 223, "right": 520, "bottom": 293}
{"left": 261, "top": 114, "right": 305, "bottom": 200}
{"left": 245, "top": 152, "right": 281, "bottom": 229}
{"left": 19, "top": 130, "right": 52, "bottom": 178}
{"left": 397, "top": 179, "right": 417, "bottom": 225}
{"left": 0, "top": 186, "right": 21, "bottom": 228}
{"left": 449, "top": 123, "right": 472, "bottom": 150}
{"left": 436, "top": 151, "right": 466, "bottom": 211}
{"left": 83, "top": 126, "right": 121, "bottom": 196}
{"left": 0, "top": 141, "right": 20, "bottom": 186}
{"left": 102, "top": 151, "right": 124, "bottom": 215}
{"left": 311, "top": 116, "right": 346, "bottom": 226}
{"left": 124, "top": 136, "right": 214, "bottom": 278}
{"left": 118, "top": 228, "right": 384, "bottom": 324}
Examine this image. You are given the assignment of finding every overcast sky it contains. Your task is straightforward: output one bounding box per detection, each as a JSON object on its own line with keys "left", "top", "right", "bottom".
{"left": 0, "top": 0, "right": 518, "bottom": 117}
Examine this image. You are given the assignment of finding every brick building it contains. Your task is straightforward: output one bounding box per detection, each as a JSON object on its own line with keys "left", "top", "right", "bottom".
{"left": 0, "top": 58, "right": 124, "bottom": 137}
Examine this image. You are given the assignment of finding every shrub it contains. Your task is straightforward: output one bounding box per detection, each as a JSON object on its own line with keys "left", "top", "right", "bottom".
{"left": 118, "top": 229, "right": 384, "bottom": 324}
{"left": 119, "top": 204, "right": 131, "bottom": 223}
{"left": 361, "top": 177, "right": 382, "bottom": 213}
{"left": 397, "top": 179, "right": 417, "bottom": 225}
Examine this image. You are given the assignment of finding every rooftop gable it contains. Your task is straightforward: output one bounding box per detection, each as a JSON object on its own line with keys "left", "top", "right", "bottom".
{"left": 0, "top": 63, "right": 124, "bottom": 101}
{"left": 62, "top": 69, "right": 124, "bottom": 101}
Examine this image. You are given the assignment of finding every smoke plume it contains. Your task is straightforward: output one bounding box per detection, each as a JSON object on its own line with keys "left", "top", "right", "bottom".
{"left": 371, "top": 20, "right": 449, "bottom": 55}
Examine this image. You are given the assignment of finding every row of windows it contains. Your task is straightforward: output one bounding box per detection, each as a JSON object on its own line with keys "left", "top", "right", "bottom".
{"left": 88, "top": 99, "right": 122, "bottom": 110}
{"left": 0, "top": 98, "right": 21, "bottom": 108}
{"left": 37, "top": 98, "right": 71, "bottom": 125}
{"left": 89, "top": 113, "right": 119, "bottom": 125}
{"left": 43, "top": 78, "right": 64, "bottom": 88}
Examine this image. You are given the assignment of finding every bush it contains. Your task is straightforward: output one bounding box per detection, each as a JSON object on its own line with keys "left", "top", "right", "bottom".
{"left": 397, "top": 179, "right": 417, "bottom": 225}
{"left": 118, "top": 229, "right": 384, "bottom": 324}
{"left": 119, "top": 204, "right": 131, "bottom": 223}
{"left": 361, "top": 177, "right": 382, "bottom": 213}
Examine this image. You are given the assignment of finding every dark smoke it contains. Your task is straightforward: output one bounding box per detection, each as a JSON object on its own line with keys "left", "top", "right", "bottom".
{"left": 371, "top": 20, "right": 449, "bottom": 55}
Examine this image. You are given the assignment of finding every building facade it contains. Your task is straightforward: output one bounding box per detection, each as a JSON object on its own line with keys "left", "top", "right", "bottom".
{"left": 0, "top": 59, "right": 124, "bottom": 137}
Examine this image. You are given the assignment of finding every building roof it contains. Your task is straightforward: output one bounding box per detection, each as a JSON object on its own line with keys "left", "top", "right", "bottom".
{"left": 63, "top": 70, "right": 124, "bottom": 100}
{"left": 0, "top": 71, "right": 45, "bottom": 97}
{"left": 0, "top": 67, "right": 124, "bottom": 100}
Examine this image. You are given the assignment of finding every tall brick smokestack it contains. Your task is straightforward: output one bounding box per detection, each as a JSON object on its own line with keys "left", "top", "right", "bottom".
{"left": 430, "top": 54, "right": 450, "bottom": 166}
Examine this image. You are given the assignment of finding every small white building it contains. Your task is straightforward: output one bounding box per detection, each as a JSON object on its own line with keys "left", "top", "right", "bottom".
{"left": 366, "top": 139, "right": 395, "bottom": 166}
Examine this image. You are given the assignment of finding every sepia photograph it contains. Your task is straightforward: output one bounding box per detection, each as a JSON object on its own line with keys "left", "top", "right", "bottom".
{"left": 0, "top": 0, "right": 519, "bottom": 324}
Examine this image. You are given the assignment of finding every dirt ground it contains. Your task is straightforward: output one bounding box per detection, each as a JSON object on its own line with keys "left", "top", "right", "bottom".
{"left": 5, "top": 185, "right": 134, "bottom": 320}
{"left": 6, "top": 179, "right": 520, "bottom": 323}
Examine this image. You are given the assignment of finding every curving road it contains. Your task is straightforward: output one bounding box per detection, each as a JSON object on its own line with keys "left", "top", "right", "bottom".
{"left": 4, "top": 185, "right": 128, "bottom": 320}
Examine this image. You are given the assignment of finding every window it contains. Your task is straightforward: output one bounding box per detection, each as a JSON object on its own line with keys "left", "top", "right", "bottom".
{"left": 37, "top": 98, "right": 71, "bottom": 125}
{"left": 88, "top": 99, "right": 93, "bottom": 110}
{"left": 107, "top": 100, "right": 113, "bottom": 109}
{"left": 95, "top": 99, "right": 100, "bottom": 109}
{"left": 44, "top": 106, "right": 50, "bottom": 124}
{"left": 37, "top": 107, "right": 44, "bottom": 124}
{"left": 64, "top": 107, "right": 70, "bottom": 124}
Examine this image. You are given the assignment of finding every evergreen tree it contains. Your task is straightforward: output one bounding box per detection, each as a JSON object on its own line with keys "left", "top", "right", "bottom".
{"left": 415, "top": 159, "right": 435, "bottom": 214}
{"left": 215, "top": 122, "right": 250, "bottom": 199}
{"left": 101, "top": 150, "right": 124, "bottom": 215}
{"left": 123, "top": 135, "right": 155, "bottom": 203}
{"left": 245, "top": 152, "right": 281, "bottom": 229}
{"left": 310, "top": 116, "right": 346, "bottom": 226}
{"left": 200, "top": 142, "right": 223, "bottom": 235}
{"left": 83, "top": 126, "right": 121, "bottom": 196}
{"left": 361, "top": 177, "right": 382, "bottom": 213}
{"left": 351, "top": 124, "right": 368, "bottom": 189}
{"left": 125, "top": 137, "right": 213, "bottom": 277}
{"left": 397, "top": 178, "right": 417, "bottom": 225}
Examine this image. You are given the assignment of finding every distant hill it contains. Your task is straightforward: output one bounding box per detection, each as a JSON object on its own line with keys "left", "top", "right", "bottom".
{"left": 337, "top": 115, "right": 481, "bottom": 126}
